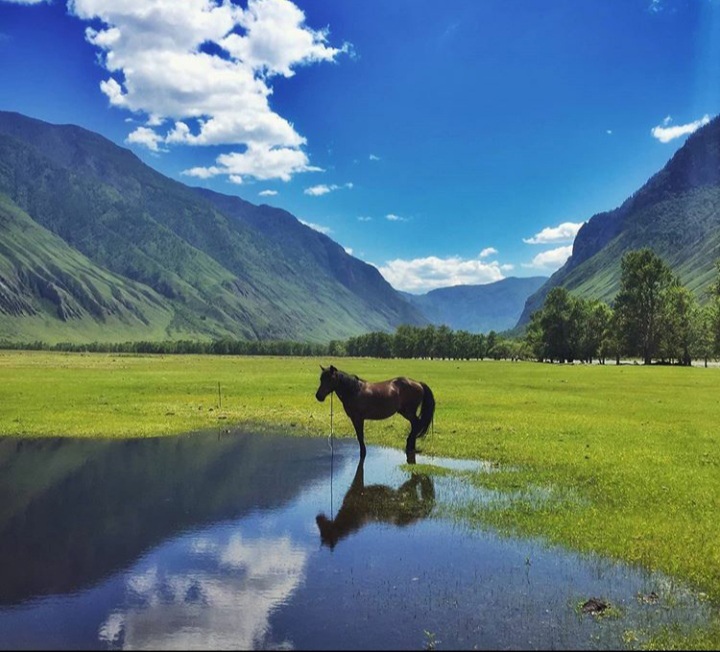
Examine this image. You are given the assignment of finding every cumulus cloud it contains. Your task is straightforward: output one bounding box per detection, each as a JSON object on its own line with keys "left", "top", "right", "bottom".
{"left": 258, "top": 189, "right": 277, "bottom": 196}
{"left": 386, "top": 213, "right": 408, "bottom": 222}
{"left": 369, "top": 154, "right": 380, "bottom": 161}
{"left": 377, "top": 254, "right": 508, "bottom": 293}
{"left": 479, "top": 247, "right": 498, "bottom": 258}
{"left": 523, "top": 221, "right": 584, "bottom": 245}
{"left": 68, "top": 0, "right": 349, "bottom": 182}
{"left": 304, "top": 182, "right": 353, "bottom": 196}
{"left": 358, "top": 216, "right": 372, "bottom": 222}
{"left": 523, "top": 245, "right": 573, "bottom": 271}
{"left": 651, "top": 114, "right": 711, "bottom": 143}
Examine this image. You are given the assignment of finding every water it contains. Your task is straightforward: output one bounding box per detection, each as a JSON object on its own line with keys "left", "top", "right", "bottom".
{"left": 0, "top": 432, "right": 711, "bottom": 650}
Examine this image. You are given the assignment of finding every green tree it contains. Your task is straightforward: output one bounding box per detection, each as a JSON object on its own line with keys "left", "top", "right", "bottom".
{"left": 660, "top": 284, "right": 699, "bottom": 365}
{"left": 539, "top": 287, "right": 576, "bottom": 362}
{"left": 613, "top": 248, "right": 674, "bottom": 365}
{"left": 708, "top": 260, "right": 720, "bottom": 358}
{"left": 585, "top": 300, "right": 614, "bottom": 364}
{"left": 392, "top": 325, "right": 417, "bottom": 359}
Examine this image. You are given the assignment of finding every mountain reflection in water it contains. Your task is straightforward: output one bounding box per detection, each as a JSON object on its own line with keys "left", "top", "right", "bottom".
{"left": 0, "top": 432, "right": 712, "bottom": 651}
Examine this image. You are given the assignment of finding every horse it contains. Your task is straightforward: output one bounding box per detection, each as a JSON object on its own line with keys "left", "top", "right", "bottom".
{"left": 315, "top": 365, "right": 435, "bottom": 458}
{"left": 316, "top": 457, "right": 436, "bottom": 549}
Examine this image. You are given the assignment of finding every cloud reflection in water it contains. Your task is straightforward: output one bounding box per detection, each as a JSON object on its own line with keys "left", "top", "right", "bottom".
{"left": 98, "top": 531, "right": 309, "bottom": 650}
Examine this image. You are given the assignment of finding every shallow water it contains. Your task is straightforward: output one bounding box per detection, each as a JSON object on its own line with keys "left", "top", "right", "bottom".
{"left": 0, "top": 431, "right": 711, "bottom": 650}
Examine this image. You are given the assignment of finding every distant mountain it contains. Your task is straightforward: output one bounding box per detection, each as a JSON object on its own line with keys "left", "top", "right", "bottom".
{"left": 0, "top": 111, "right": 425, "bottom": 343}
{"left": 401, "top": 276, "right": 547, "bottom": 333}
{"left": 517, "top": 114, "right": 720, "bottom": 327}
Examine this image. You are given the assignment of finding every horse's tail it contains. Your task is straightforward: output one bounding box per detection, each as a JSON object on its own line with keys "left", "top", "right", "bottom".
{"left": 416, "top": 382, "right": 435, "bottom": 439}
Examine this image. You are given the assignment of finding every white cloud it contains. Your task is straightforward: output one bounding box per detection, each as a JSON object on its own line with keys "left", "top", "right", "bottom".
{"left": 523, "top": 221, "right": 584, "bottom": 245}
{"left": 377, "top": 254, "right": 507, "bottom": 293}
{"left": 304, "top": 184, "right": 331, "bottom": 196}
{"left": 479, "top": 247, "right": 498, "bottom": 258}
{"left": 258, "top": 189, "right": 277, "bottom": 196}
{"left": 651, "top": 114, "right": 711, "bottom": 143}
{"left": 369, "top": 154, "right": 380, "bottom": 161}
{"left": 357, "top": 216, "right": 372, "bottom": 222}
{"left": 68, "top": 0, "right": 349, "bottom": 182}
{"left": 184, "top": 143, "right": 323, "bottom": 182}
{"left": 523, "top": 245, "right": 573, "bottom": 271}
{"left": 126, "top": 126, "right": 166, "bottom": 152}
{"left": 304, "top": 182, "right": 353, "bottom": 196}
{"left": 299, "top": 219, "right": 331, "bottom": 234}
{"left": 386, "top": 213, "right": 408, "bottom": 222}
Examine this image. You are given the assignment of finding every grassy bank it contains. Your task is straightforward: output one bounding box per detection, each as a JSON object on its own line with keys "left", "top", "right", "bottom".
{"left": 1, "top": 350, "right": 718, "bottom": 647}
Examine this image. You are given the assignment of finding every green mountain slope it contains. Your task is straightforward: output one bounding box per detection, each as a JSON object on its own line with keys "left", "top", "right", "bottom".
{"left": 517, "top": 114, "right": 720, "bottom": 326}
{"left": 0, "top": 111, "right": 425, "bottom": 343}
{"left": 401, "top": 276, "right": 547, "bottom": 333}
{"left": 0, "top": 194, "right": 176, "bottom": 342}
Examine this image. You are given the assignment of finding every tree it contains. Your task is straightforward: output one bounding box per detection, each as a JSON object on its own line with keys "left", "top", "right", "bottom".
{"left": 538, "top": 287, "right": 576, "bottom": 362}
{"left": 660, "top": 284, "right": 699, "bottom": 365}
{"left": 392, "top": 325, "right": 417, "bottom": 359}
{"left": 585, "top": 300, "right": 614, "bottom": 364}
{"left": 707, "top": 260, "right": 720, "bottom": 358}
{"left": 613, "top": 248, "right": 674, "bottom": 365}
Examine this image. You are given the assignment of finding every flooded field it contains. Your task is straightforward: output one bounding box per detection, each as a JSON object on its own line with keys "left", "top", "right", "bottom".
{"left": 0, "top": 431, "right": 711, "bottom": 650}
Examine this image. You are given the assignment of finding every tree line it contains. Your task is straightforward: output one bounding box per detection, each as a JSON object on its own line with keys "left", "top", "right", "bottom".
{"left": 526, "top": 249, "right": 720, "bottom": 366}
{"left": 0, "top": 325, "right": 522, "bottom": 360}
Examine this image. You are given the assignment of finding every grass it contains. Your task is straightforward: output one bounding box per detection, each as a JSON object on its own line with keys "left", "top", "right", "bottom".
{"left": 1, "top": 350, "right": 719, "bottom": 648}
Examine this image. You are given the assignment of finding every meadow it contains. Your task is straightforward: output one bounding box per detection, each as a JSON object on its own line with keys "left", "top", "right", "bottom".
{"left": 1, "top": 350, "right": 718, "bottom": 647}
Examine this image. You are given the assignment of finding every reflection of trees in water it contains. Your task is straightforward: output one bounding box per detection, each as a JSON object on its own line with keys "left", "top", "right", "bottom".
{"left": 316, "top": 458, "right": 436, "bottom": 549}
{"left": 0, "top": 432, "right": 325, "bottom": 605}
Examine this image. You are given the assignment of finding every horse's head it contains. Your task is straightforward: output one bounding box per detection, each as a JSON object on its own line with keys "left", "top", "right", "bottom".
{"left": 315, "top": 365, "right": 338, "bottom": 401}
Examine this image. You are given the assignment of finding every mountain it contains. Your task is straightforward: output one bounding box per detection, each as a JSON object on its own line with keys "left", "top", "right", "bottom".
{"left": 517, "top": 114, "right": 720, "bottom": 327}
{"left": 0, "top": 111, "right": 425, "bottom": 343}
{"left": 401, "top": 276, "right": 547, "bottom": 333}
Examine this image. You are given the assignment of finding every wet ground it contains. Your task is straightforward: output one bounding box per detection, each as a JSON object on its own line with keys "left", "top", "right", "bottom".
{"left": 0, "top": 431, "right": 711, "bottom": 650}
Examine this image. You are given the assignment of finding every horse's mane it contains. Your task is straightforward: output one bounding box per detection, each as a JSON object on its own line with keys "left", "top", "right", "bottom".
{"left": 336, "top": 368, "right": 363, "bottom": 395}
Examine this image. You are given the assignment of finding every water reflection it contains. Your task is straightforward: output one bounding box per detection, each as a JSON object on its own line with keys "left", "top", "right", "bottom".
{"left": 316, "top": 458, "right": 435, "bottom": 549}
{"left": 97, "top": 532, "right": 309, "bottom": 650}
{"left": 0, "top": 431, "right": 326, "bottom": 606}
{"left": 0, "top": 433, "right": 713, "bottom": 651}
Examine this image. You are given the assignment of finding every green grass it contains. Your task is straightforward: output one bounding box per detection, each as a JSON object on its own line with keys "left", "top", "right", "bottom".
{"left": 1, "top": 351, "right": 719, "bottom": 647}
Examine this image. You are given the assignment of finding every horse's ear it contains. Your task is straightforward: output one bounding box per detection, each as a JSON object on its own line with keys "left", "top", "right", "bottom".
{"left": 329, "top": 365, "right": 337, "bottom": 374}
{"left": 320, "top": 364, "right": 326, "bottom": 372}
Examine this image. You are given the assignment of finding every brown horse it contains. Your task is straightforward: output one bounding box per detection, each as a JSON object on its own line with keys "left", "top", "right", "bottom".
{"left": 315, "top": 365, "right": 435, "bottom": 458}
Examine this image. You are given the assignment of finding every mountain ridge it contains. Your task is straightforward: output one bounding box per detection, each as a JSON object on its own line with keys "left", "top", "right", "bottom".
{"left": 402, "top": 276, "right": 547, "bottom": 333}
{"left": 0, "top": 110, "right": 425, "bottom": 343}
{"left": 517, "top": 114, "right": 720, "bottom": 327}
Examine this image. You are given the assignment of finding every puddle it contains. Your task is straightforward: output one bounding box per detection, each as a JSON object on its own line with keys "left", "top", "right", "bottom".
{"left": 0, "top": 431, "right": 712, "bottom": 650}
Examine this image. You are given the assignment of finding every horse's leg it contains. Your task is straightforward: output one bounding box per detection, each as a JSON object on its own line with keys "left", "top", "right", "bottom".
{"left": 351, "top": 416, "right": 367, "bottom": 458}
{"left": 400, "top": 408, "right": 420, "bottom": 454}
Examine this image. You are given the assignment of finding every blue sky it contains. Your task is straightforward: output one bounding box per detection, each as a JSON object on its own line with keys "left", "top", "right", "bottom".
{"left": 1, "top": 0, "right": 719, "bottom": 293}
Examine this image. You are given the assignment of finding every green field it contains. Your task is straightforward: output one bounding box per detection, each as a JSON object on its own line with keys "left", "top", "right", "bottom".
{"left": 1, "top": 350, "right": 718, "bottom": 647}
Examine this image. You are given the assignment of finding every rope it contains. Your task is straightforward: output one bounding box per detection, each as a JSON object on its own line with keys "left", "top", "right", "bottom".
{"left": 327, "top": 391, "right": 334, "bottom": 520}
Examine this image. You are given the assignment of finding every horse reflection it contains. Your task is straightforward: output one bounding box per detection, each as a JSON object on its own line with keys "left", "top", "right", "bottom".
{"left": 316, "top": 458, "right": 435, "bottom": 549}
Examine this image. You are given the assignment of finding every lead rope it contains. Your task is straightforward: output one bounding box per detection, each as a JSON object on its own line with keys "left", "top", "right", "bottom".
{"left": 328, "top": 391, "right": 334, "bottom": 520}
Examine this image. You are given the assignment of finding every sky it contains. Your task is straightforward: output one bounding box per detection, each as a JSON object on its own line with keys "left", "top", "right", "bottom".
{"left": 1, "top": 0, "right": 719, "bottom": 294}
